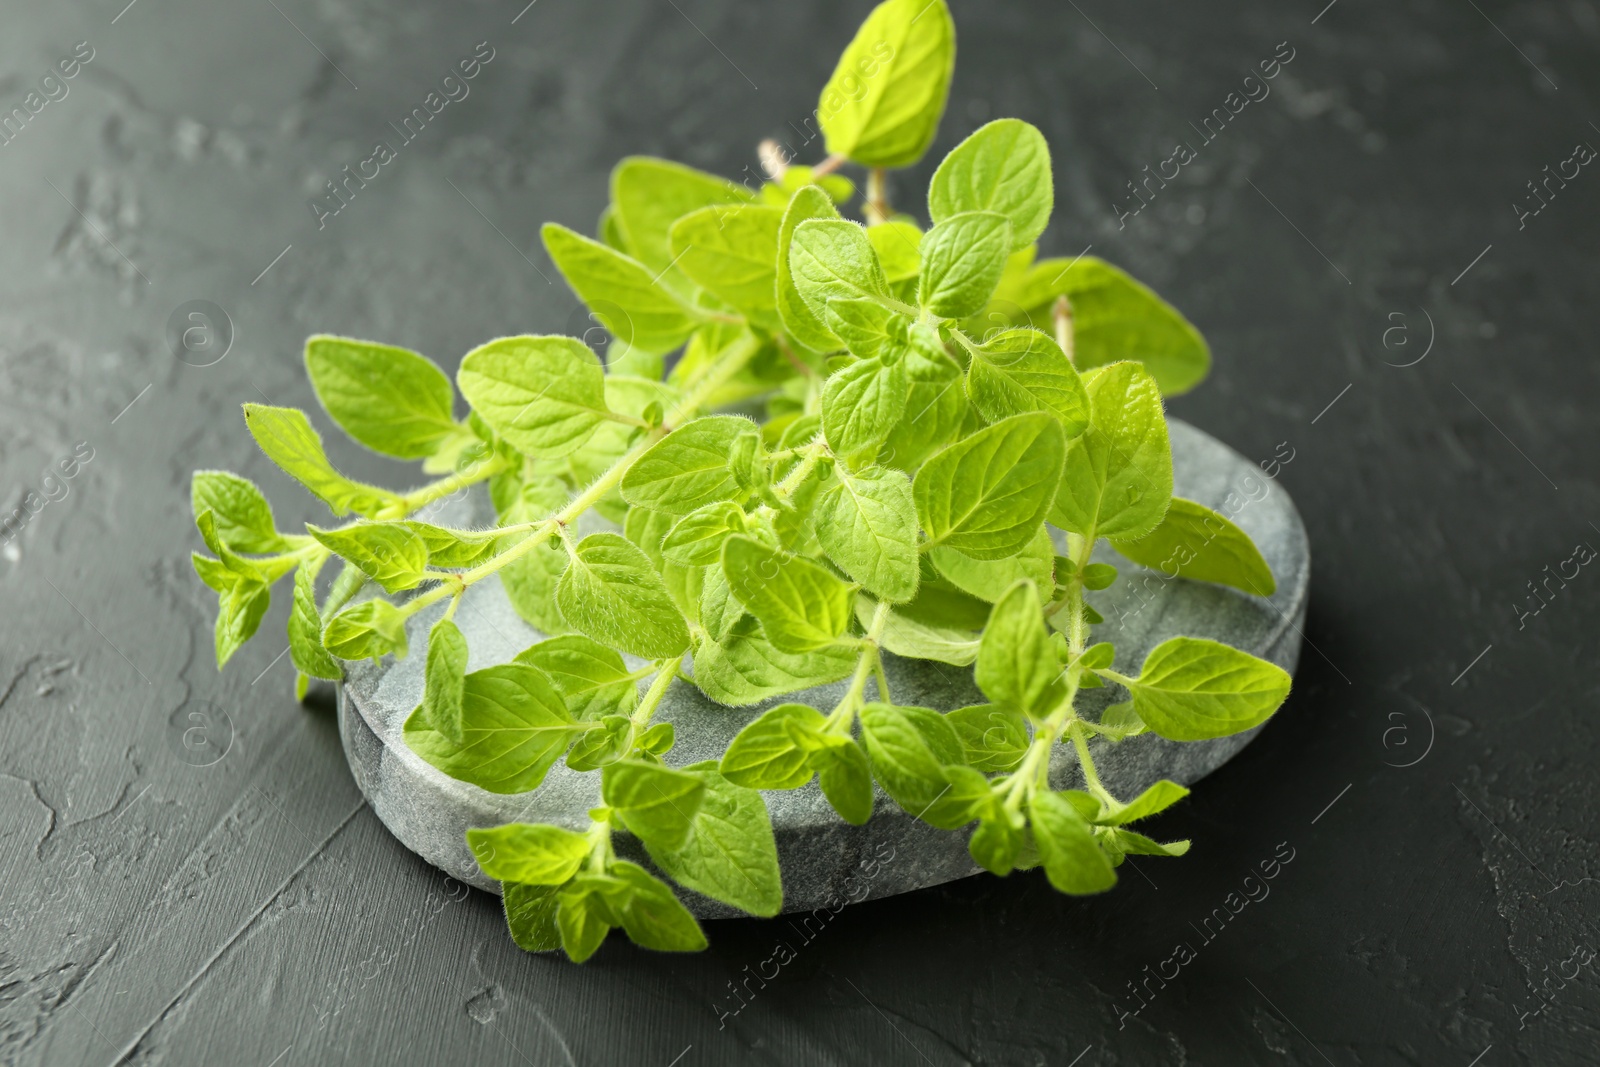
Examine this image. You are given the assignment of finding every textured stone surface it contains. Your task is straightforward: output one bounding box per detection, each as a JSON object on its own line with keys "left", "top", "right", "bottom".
{"left": 340, "top": 418, "right": 1311, "bottom": 916}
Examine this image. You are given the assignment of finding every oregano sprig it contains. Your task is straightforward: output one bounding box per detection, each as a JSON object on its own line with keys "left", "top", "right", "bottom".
{"left": 191, "top": 0, "right": 1285, "bottom": 962}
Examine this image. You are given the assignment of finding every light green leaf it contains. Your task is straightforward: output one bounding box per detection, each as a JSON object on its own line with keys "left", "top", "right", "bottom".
{"left": 555, "top": 881, "right": 613, "bottom": 962}
{"left": 1051, "top": 361, "right": 1172, "bottom": 540}
{"left": 821, "top": 356, "right": 908, "bottom": 455}
{"left": 1029, "top": 790, "right": 1117, "bottom": 894}
{"left": 542, "top": 223, "right": 699, "bottom": 354}
{"left": 307, "top": 522, "right": 429, "bottom": 594}
{"left": 817, "top": 0, "right": 955, "bottom": 168}
{"left": 191, "top": 471, "right": 288, "bottom": 553}
{"left": 985, "top": 256, "right": 1210, "bottom": 395}
{"left": 1096, "top": 700, "right": 1147, "bottom": 741}
{"left": 814, "top": 465, "right": 919, "bottom": 602}
{"left": 975, "top": 580, "right": 1065, "bottom": 716}
{"left": 918, "top": 211, "right": 1011, "bottom": 319}
{"left": 914, "top": 411, "right": 1065, "bottom": 559}
{"left": 619, "top": 416, "right": 754, "bottom": 515}
{"left": 645, "top": 761, "right": 783, "bottom": 917}
{"left": 402, "top": 522, "right": 517, "bottom": 569}
{"left": 419, "top": 617, "right": 468, "bottom": 744}
{"left": 789, "top": 219, "right": 890, "bottom": 320}
{"left": 565, "top": 714, "right": 633, "bottom": 772}
{"left": 866, "top": 220, "right": 923, "bottom": 283}
{"left": 214, "top": 579, "right": 270, "bottom": 669}
{"left": 691, "top": 623, "right": 857, "bottom": 706}
{"left": 602, "top": 759, "right": 706, "bottom": 851}
{"left": 556, "top": 533, "right": 690, "bottom": 659}
{"left": 288, "top": 558, "right": 340, "bottom": 681}
{"left": 970, "top": 815, "right": 1024, "bottom": 875}
{"left": 323, "top": 599, "right": 408, "bottom": 662}
{"left": 661, "top": 501, "right": 746, "bottom": 567}
{"left": 815, "top": 739, "right": 875, "bottom": 825}
{"left": 304, "top": 335, "right": 458, "bottom": 460}
{"left": 668, "top": 204, "right": 784, "bottom": 330}
{"left": 823, "top": 297, "right": 909, "bottom": 361}
{"left": 962, "top": 327, "right": 1089, "bottom": 434}
{"left": 500, "top": 540, "right": 572, "bottom": 636}
{"left": 929, "top": 524, "right": 1053, "bottom": 604}
{"left": 698, "top": 563, "right": 745, "bottom": 642}
{"left": 1105, "top": 829, "right": 1192, "bottom": 859}
{"left": 457, "top": 335, "right": 612, "bottom": 459}
{"left": 403, "top": 663, "right": 580, "bottom": 793}
{"left": 1110, "top": 496, "right": 1275, "bottom": 596}
{"left": 467, "top": 823, "right": 591, "bottom": 885}
{"left": 720, "top": 703, "right": 827, "bottom": 789}
{"left": 610, "top": 156, "right": 754, "bottom": 283}
{"left": 859, "top": 702, "right": 963, "bottom": 816}
{"left": 515, "top": 634, "right": 638, "bottom": 720}
{"left": 1118, "top": 636, "right": 1292, "bottom": 742}
{"left": 721, "top": 536, "right": 857, "bottom": 653}
{"left": 928, "top": 119, "right": 1053, "bottom": 250}
{"left": 242, "top": 404, "right": 402, "bottom": 518}
{"left": 776, "top": 185, "right": 845, "bottom": 352}
{"left": 880, "top": 327, "right": 967, "bottom": 470}
{"left": 856, "top": 596, "right": 980, "bottom": 665}
{"left": 607, "top": 861, "right": 708, "bottom": 953}
{"left": 1102, "top": 780, "right": 1189, "bottom": 826}
{"left": 503, "top": 882, "right": 563, "bottom": 953}
{"left": 947, "top": 704, "right": 1029, "bottom": 772}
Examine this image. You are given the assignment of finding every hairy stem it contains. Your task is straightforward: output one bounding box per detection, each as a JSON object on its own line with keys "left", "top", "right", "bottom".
{"left": 631, "top": 659, "right": 680, "bottom": 727}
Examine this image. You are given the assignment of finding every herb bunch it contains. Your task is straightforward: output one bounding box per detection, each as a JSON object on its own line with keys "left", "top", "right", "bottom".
{"left": 192, "top": 0, "right": 1291, "bottom": 962}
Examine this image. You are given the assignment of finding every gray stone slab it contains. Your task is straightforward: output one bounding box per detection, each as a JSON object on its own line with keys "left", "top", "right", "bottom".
{"left": 338, "top": 418, "right": 1308, "bottom": 919}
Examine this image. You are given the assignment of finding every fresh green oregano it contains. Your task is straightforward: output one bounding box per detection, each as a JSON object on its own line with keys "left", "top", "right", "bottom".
{"left": 190, "top": 0, "right": 1289, "bottom": 963}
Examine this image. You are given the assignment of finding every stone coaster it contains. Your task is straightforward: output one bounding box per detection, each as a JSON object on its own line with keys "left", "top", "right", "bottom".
{"left": 338, "top": 419, "right": 1309, "bottom": 919}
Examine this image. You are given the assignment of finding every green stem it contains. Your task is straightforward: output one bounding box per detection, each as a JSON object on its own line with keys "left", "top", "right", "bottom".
{"left": 1068, "top": 720, "right": 1116, "bottom": 808}
{"left": 631, "top": 659, "right": 680, "bottom": 727}
{"left": 395, "top": 451, "right": 510, "bottom": 514}
{"left": 585, "top": 817, "right": 613, "bottom": 874}
{"left": 775, "top": 437, "right": 828, "bottom": 498}
{"left": 826, "top": 600, "right": 892, "bottom": 732}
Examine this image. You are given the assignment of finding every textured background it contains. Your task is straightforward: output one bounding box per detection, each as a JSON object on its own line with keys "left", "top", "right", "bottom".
{"left": 1, "top": 1, "right": 1597, "bottom": 1064}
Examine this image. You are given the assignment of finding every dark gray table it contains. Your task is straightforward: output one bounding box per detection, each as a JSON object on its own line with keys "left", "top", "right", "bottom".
{"left": 2, "top": 2, "right": 1596, "bottom": 1064}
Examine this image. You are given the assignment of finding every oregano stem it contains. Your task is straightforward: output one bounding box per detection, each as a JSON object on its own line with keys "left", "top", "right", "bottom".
{"left": 396, "top": 451, "right": 511, "bottom": 513}
{"left": 631, "top": 659, "right": 680, "bottom": 727}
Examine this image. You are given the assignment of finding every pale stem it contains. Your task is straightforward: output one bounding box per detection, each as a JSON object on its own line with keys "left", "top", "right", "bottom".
{"left": 631, "top": 659, "right": 681, "bottom": 727}
{"left": 865, "top": 167, "right": 890, "bottom": 225}
{"left": 1053, "top": 294, "right": 1076, "bottom": 367}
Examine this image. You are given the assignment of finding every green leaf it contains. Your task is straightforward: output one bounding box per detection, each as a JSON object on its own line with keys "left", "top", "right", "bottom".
{"left": 610, "top": 156, "right": 755, "bottom": 284}
{"left": 403, "top": 663, "right": 580, "bottom": 793}
{"left": 400, "top": 523, "right": 512, "bottom": 569}
{"left": 947, "top": 704, "right": 1030, "bottom": 772}
{"left": 1105, "top": 829, "right": 1192, "bottom": 859}
{"left": 816, "top": 738, "right": 875, "bottom": 825}
{"left": 929, "top": 524, "right": 1053, "bottom": 604}
{"left": 821, "top": 355, "right": 908, "bottom": 455}
{"left": 467, "top": 823, "right": 591, "bottom": 885}
{"left": 962, "top": 327, "right": 1089, "bottom": 434}
{"left": 817, "top": 0, "right": 955, "bottom": 168}
{"left": 565, "top": 714, "right": 632, "bottom": 772}
{"left": 668, "top": 204, "right": 784, "bottom": 330}
{"left": 776, "top": 185, "right": 845, "bottom": 352}
{"left": 914, "top": 412, "right": 1065, "bottom": 559}
{"left": 323, "top": 599, "right": 409, "bottom": 662}
{"left": 789, "top": 219, "right": 890, "bottom": 320}
{"left": 720, "top": 703, "right": 827, "bottom": 788}
{"left": 602, "top": 759, "right": 705, "bottom": 850}
{"left": 1110, "top": 496, "right": 1276, "bottom": 596}
{"left": 1119, "top": 636, "right": 1292, "bottom": 742}
{"left": 814, "top": 465, "right": 919, "bottom": 602}
{"left": 607, "top": 861, "right": 708, "bottom": 953}
{"left": 242, "top": 404, "right": 402, "bottom": 518}
{"left": 416, "top": 617, "right": 469, "bottom": 744}
{"left": 1095, "top": 700, "right": 1147, "bottom": 741}
{"left": 1103, "top": 780, "right": 1189, "bottom": 826}
{"left": 698, "top": 563, "right": 745, "bottom": 642}
{"left": 1029, "top": 791, "right": 1117, "bottom": 894}
{"left": 975, "top": 580, "right": 1065, "bottom": 717}
{"left": 620, "top": 416, "right": 754, "bottom": 515}
{"left": 191, "top": 471, "right": 288, "bottom": 553}
{"left": 918, "top": 211, "right": 1011, "bottom": 319}
{"left": 986, "top": 256, "right": 1210, "bottom": 395}
{"left": 1081, "top": 563, "right": 1118, "bottom": 591}
{"left": 866, "top": 221, "right": 923, "bottom": 283}
{"left": 214, "top": 579, "right": 270, "bottom": 669}
{"left": 304, "top": 335, "right": 458, "bottom": 460}
{"left": 307, "top": 522, "right": 429, "bottom": 594}
{"left": 457, "top": 335, "right": 612, "bottom": 459}
{"left": 660, "top": 501, "right": 747, "bottom": 567}
{"left": 721, "top": 536, "right": 857, "bottom": 653}
{"left": 514, "top": 634, "right": 638, "bottom": 719}
{"left": 859, "top": 597, "right": 980, "bottom": 666}
{"left": 1051, "top": 361, "right": 1172, "bottom": 540}
{"left": 645, "top": 762, "right": 783, "bottom": 917}
{"left": 880, "top": 327, "right": 968, "bottom": 470}
{"left": 970, "top": 816, "right": 1024, "bottom": 875}
{"left": 928, "top": 119, "right": 1053, "bottom": 250}
{"left": 556, "top": 533, "right": 691, "bottom": 659}
{"left": 288, "top": 559, "right": 341, "bottom": 680}
{"left": 500, "top": 540, "right": 573, "bottom": 636}
{"left": 859, "top": 702, "right": 963, "bottom": 816}
{"left": 503, "top": 882, "right": 563, "bottom": 953}
{"left": 823, "top": 297, "right": 910, "bottom": 361}
{"left": 691, "top": 624, "right": 857, "bottom": 706}
{"left": 541, "top": 223, "right": 699, "bottom": 354}
{"left": 555, "top": 881, "right": 613, "bottom": 962}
